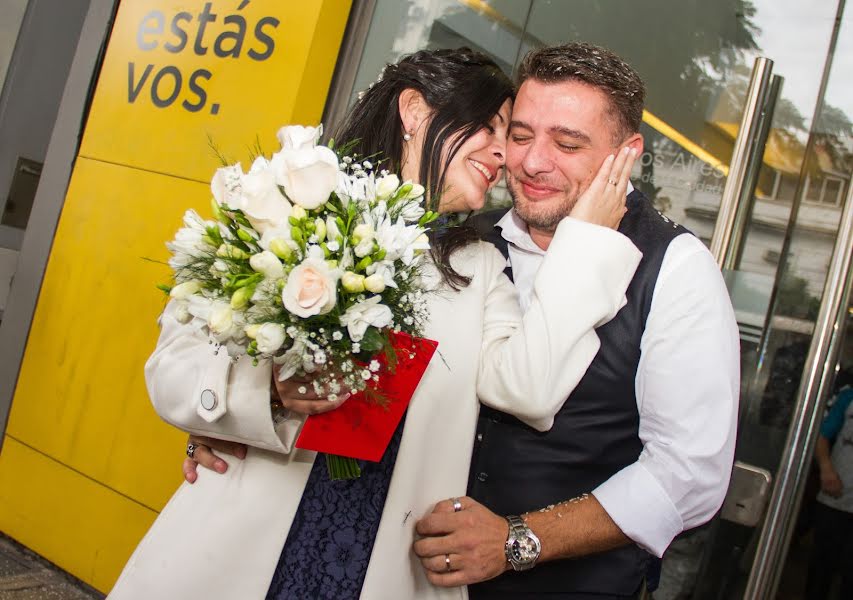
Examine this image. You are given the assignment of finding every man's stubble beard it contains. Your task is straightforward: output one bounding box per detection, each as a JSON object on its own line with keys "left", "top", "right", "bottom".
{"left": 506, "top": 172, "right": 578, "bottom": 233}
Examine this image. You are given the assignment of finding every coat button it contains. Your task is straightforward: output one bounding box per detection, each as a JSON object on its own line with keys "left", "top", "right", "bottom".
{"left": 476, "top": 433, "right": 483, "bottom": 442}
{"left": 200, "top": 389, "right": 218, "bottom": 411}
{"left": 477, "top": 472, "right": 488, "bottom": 482}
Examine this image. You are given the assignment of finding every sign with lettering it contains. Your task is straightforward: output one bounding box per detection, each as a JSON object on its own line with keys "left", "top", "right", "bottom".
{"left": 80, "top": 0, "right": 351, "bottom": 182}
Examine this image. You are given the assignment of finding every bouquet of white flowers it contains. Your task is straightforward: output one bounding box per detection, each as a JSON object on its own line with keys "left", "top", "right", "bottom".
{"left": 160, "top": 125, "right": 439, "bottom": 478}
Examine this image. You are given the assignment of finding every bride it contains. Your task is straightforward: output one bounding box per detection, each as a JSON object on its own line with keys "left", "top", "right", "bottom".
{"left": 109, "top": 48, "right": 638, "bottom": 600}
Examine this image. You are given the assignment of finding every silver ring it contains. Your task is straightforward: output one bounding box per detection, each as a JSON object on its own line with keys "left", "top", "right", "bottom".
{"left": 186, "top": 442, "right": 198, "bottom": 459}
{"left": 445, "top": 554, "right": 451, "bottom": 572}
{"left": 607, "top": 178, "right": 618, "bottom": 186}
{"left": 451, "top": 497, "right": 463, "bottom": 512}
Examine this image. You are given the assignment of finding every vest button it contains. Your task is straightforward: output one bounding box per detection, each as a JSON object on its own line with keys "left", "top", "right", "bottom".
{"left": 476, "top": 433, "right": 483, "bottom": 442}
{"left": 200, "top": 389, "right": 218, "bottom": 411}
{"left": 477, "top": 472, "right": 488, "bottom": 482}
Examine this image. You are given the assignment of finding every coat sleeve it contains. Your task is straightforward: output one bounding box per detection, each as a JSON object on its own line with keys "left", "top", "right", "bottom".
{"left": 476, "top": 217, "right": 642, "bottom": 431}
{"left": 144, "top": 301, "right": 303, "bottom": 454}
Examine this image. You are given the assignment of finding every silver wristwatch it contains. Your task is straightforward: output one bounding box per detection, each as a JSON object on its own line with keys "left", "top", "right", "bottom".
{"left": 504, "top": 515, "right": 541, "bottom": 571}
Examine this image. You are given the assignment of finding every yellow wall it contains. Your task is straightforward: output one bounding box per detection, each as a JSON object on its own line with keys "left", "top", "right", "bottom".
{"left": 0, "top": 0, "right": 351, "bottom": 592}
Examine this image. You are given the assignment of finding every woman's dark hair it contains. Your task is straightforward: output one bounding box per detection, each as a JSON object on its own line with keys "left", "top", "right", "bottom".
{"left": 333, "top": 48, "right": 514, "bottom": 288}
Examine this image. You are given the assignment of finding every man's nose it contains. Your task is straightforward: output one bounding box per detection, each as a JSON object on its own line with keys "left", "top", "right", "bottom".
{"left": 520, "top": 140, "right": 552, "bottom": 176}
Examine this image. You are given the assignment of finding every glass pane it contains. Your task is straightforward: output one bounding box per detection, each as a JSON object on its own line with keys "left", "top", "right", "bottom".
{"left": 348, "top": 0, "right": 531, "bottom": 106}
{"left": 0, "top": 0, "right": 28, "bottom": 93}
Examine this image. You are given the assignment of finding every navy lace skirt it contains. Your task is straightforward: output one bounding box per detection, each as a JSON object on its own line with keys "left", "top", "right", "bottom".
{"left": 265, "top": 420, "right": 404, "bottom": 599}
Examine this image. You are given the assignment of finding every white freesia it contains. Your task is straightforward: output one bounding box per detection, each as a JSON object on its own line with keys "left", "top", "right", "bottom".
{"left": 325, "top": 216, "right": 341, "bottom": 242}
{"left": 249, "top": 251, "right": 285, "bottom": 279}
{"left": 339, "top": 296, "right": 393, "bottom": 342}
{"left": 273, "top": 338, "right": 315, "bottom": 381}
{"left": 341, "top": 271, "right": 365, "bottom": 293}
{"left": 167, "top": 210, "right": 210, "bottom": 270}
{"left": 255, "top": 323, "right": 287, "bottom": 354}
{"left": 235, "top": 157, "right": 292, "bottom": 234}
{"left": 363, "top": 273, "right": 386, "bottom": 294}
{"left": 173, "top": 300, "right": 192, "bottom": 324}
{"left": 375, "top": 216, "right": 430, "bottom": 265}
{"left": 270, "top": 145, "right": 338, "bottom": 210}
{"left": 170, "top": 280, "right": 202, "bottom": 300}
{"left": 398, "top": 199, "right": 426, "bottom": 222}
{"left": 375, "top": 174, "right": 400, "bottom": 199}
{"left": 282, "top": 257, "right": 339, "bottom": 318}
{"left": 366, "top": 261, "right": 398, "bottom": 289}
{"left": 405, "top": 182, "right": 426, "bottom": 200}
{"left": 337, "top": 171, "right": 375, "bottom": 204}
{"left": 210, "top": 163, "right": 243, "bottom": 208}
{"left": 276, "top": 125, "right": 322, "bottom": 151}
{"left": 208, "top": 303, "right": 233, "bottom": 334}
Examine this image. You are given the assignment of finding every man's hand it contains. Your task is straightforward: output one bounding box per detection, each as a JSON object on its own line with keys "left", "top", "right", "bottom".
{"left": 820, "top": 465, "right": 843, "bottom": 498}
{"left": 413, "top": 496, "right": 509, "bottom": 587}
{"left": 183, "top": 434, "right": 247, "bottom": 483}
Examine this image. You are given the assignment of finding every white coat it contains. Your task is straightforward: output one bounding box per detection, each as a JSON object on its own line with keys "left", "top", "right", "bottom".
{"left": 109, "top": 218, "right": 641, "bottom": 600}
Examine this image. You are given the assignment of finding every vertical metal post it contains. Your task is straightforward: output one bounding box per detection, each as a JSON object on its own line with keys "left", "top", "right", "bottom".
{"left": 727, "top": 74, "right": 783, "bottom": 271}
{"left": 709, "top": 57, "right": 774, "bottom": 269}
{"left": 745, "top": 178, "right": 853, "bottom": 598}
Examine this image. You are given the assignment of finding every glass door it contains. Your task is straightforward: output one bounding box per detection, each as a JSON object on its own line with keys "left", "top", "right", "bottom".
{"left": 329, "top": 2, "right": 852, "bottom": 597}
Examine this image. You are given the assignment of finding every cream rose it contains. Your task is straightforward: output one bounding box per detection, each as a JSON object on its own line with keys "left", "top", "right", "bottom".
{"left": 270, "top": 146, "right": 339, "bottom": 210}
{"left": 282, "top": 257, "right": 338, "bottom": 318}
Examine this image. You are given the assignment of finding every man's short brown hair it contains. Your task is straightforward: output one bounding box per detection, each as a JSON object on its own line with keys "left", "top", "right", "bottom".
{"left": 517, "top": 43, "right": 645, "bottom": 144}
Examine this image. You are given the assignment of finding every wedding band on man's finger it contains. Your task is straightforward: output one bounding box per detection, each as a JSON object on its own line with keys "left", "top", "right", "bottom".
{"left": 450, "top": 497, "right": 463, "bottom": 512}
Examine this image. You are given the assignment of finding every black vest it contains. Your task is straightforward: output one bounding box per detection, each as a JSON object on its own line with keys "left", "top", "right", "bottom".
{"left": 467, "top": 190, "right": 689, "bottom": 597}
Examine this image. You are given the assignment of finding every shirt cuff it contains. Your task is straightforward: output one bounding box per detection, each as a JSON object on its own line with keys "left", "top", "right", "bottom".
{"left": 592, "top": 463, "right": 683, "bottom": 557}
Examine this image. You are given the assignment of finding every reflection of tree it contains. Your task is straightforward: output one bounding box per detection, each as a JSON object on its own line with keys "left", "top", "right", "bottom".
{"left": 813, "top": 104, "right": 853, "bottom": 175}
{"left": 529, "top": 0, "right": 760, "bottom": 137}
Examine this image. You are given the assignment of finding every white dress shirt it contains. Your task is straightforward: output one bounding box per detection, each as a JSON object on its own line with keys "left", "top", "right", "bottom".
{"left": 495, "top": 189, "right": 740, "bottom": 557}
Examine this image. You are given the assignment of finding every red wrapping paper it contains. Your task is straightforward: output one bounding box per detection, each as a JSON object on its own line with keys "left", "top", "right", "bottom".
{"left": 295, "top": 332, "right": 438, "bottom": 462}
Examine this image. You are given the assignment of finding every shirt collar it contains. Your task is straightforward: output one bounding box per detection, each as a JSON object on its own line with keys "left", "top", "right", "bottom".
{"left": 496, "top": 181, "right": 635, "bottom": 255}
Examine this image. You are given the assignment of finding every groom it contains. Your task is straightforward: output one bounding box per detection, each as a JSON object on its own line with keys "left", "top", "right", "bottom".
{"left": 412, "top": 43, "right": 739, "bottom": 598}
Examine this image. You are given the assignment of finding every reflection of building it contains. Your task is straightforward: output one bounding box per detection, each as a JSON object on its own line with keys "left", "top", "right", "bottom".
{"left": 0, "top": 0, "right": 851, "bottom": 597}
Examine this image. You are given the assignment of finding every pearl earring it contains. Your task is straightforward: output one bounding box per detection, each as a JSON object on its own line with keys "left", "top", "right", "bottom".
{"left": 403, "top": 132, "right": 412, "bottom": 141}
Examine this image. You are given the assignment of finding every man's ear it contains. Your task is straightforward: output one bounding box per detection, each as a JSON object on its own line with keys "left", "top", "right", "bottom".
{"left": 623, "top": 133, "right": 644, "bottom": 157}
{"left": 398, "top": 88, "right": 429, "bottom": 136}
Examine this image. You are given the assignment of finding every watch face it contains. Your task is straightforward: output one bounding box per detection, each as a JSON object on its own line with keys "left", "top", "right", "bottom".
{"left": 510, "top": 537, "right": 539, "bottom": 563}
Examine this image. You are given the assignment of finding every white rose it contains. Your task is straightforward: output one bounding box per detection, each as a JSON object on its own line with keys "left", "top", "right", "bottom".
{"left": 363, "top": 273, "right": 386, "bottom": 294}
{"left": 282, "top": 257, "right": 338, "bottom": 318}
{"left": 375, "top": 174, "right": 400, "bottom": 199}
{"left": 170, "top": 280, "right": 202, "bottom": 300}
{"left": 208, "top": 303, "right": 234, "bottom": 335}
{"left": 249, "top": 251, "right": 285, "bottom": 279}
{"left": 210, "top": 163, "right": 243, "bottom": 207}
{"left": 339, "top": 296, "right": 393, "bottom": 342}
{"left": 238, "top": 158, "right": 292, "bottom": 233}
{"left": 276, "top": 125, "right": 322, "bottom": 151}
{"left": 255, "top": 323, "right": 287, "bottom": 354}
{"left": 270, "top": 145, "right": 339, "bottom": 210}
